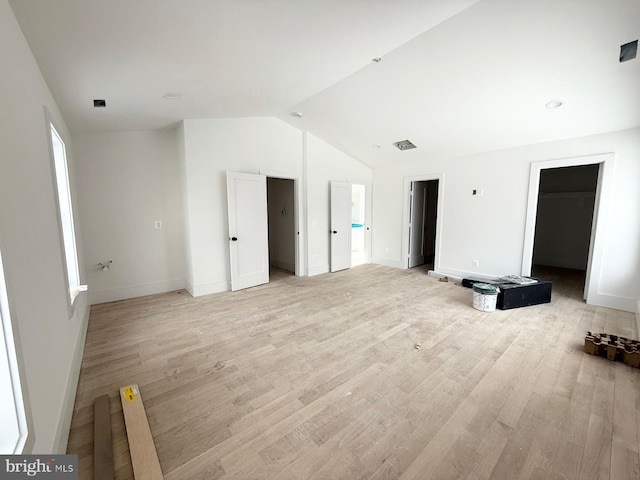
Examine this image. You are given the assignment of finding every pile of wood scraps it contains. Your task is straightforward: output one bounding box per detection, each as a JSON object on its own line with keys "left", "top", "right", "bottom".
{"left": 584, "top": 332, "right": 640, "bottom": 368}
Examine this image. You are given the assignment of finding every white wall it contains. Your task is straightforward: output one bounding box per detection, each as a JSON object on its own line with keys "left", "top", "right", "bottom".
{"left": 0, "top": 0, "right": 90, "bottom": 453}
{"left": 182, "top": 118, "right": 304, "bottom": 295}
{"left": 181, "top": 120, "right": 373, "bottom": 292}
{"left": 372, "top": 127, "right": 640, "bottom": 312}
{"left": 306, "top": 133, "right": 373, "bottom": 275}
{"left": 73, "top": 130, "right": 186, "bottom": 304}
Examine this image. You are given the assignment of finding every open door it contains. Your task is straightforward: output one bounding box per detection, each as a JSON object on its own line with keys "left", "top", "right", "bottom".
{"left": 330, "top": 181, "right": 351, "bottom": 272}
{"left": 227, "top": 171, "right": 269, "bottom": 291}
{"left": 408, "top": 181, "right": 426, "bottom": 268}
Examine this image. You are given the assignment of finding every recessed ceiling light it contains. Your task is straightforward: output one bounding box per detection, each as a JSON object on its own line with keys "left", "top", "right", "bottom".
{"left": 291, "top": 112, "right": 304, "bottom": 118}
{"left": 545, "top": 100, "right": 563, "bottom": 109}
{"left": 163, "top": 93, "right": 181, "bottom": 100}
{"left": 372, "top": 57, "right": 382, "bottom": 63}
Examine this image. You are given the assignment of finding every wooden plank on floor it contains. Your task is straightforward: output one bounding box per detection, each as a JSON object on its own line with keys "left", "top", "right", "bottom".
{"left": 94, "top": 394, "right": 114, "bottom": 480}
{"left": 120, "top": 384, "right": 164, "bottom": 480}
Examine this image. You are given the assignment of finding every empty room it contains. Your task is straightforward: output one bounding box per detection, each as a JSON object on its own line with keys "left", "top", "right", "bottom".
{"left": 1, "top": 0, "right": 639, "bottom": 479}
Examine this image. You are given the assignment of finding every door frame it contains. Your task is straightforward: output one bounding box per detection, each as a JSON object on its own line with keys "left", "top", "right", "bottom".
{"left": 402, "top": 173, "right": 444, "bottom": 271}
{"left": 521, "top": 153, "right": 615, "bottom": 304}
{"left": 260, "top": 169, "right": 303, "bottom": 276}
{"left": 330, "top": 180, "right": 352, "bottom": 272}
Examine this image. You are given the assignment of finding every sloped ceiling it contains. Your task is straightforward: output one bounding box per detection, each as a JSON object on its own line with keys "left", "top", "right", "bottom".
{"left": 9, "top": 0, "right": 640, "bottom": 168}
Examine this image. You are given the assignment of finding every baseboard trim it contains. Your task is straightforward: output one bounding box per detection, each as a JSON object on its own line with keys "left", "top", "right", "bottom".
{"left": 191, "top": 280, "right": 228, "bottom": 297}
{"left": 587, "top": 292, "right": 636, "bottom": 313}
{"left": 308, "top": 265, "right": 329, "bottom": 276}
{"left": 51, "top": 297, "right": 90, "bottom": 453}
{"left": 371, "top": 257, "right": 404, "bottom": 269}
{"left": 89, "top": 279, "right": 187, "bottom": 305}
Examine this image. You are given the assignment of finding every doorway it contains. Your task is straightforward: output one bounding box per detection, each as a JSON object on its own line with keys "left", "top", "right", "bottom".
{"left": 351, "top": 184, "right": 366, "bottom": 266}
{"left": 407, "top": 179, "right": 439, "bottom": 271}
{"left": 521, "top": 153, "right": 614, "bottom": 306}
{"left": 266, "top": 177, "right": 296, "bottom": 277}
{"left": 531, "top": 164, "right": 599, "bottom": 297}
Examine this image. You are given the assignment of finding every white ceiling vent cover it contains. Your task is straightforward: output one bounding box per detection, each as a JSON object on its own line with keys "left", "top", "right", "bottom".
{"left": 393, "top": 139, "right": 417, "bottom": 151}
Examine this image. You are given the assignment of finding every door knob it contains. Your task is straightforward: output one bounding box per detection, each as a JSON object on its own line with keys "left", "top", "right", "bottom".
{"left": 332, "top": 230, "right": 337, "bottom": 234}
{"left": 230, "top": 237, "right": 238, "bottom": 241}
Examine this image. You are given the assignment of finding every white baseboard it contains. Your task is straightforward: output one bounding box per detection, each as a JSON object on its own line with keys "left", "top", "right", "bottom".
{"left": 587, "top": 292, "right": 637, "bottom": 314}
{"left": 51, "top": 297, "right": 90, "bottom": 453}
{"left": 371, "top": 257, "right": 404, "bottom": 269}
{"left": 308, "top": 264, "right": 329, "bottom": 276}
{"left": 190, "top": 280, "right": 228, "bottom": 297}
{"left": 89, "top": 279, "right": 187, "bottom": 305}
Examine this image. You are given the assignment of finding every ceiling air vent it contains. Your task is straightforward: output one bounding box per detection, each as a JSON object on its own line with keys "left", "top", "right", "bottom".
{"left": 393, "top": 139, "right": 417, "bottom": 151}
{"left": 620, "top": 40, "right": 638, "bottom": 62}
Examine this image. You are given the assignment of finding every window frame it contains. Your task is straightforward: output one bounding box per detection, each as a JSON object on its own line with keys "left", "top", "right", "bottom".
{"left": 46, "top": 111, "right": 82, "bottom": 316}
{"left": 0, "top": 246, "right": 28, "bottom": 454}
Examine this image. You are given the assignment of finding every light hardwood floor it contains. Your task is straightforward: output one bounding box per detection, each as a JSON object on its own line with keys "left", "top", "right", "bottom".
{"left": 67, "top": 264, "right": 640, "bottom": 479}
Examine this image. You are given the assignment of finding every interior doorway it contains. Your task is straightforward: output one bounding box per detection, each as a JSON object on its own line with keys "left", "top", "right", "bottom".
{"left": 522, "top": 153, "right": 614, "bottom": 306}
{"left": 531, "top": 164, "right": 599, "bottom": 297}
{"left": 407, "top": 179, "right": 439, "bottom": 270}
{"left": 351, "top": 184, "right": 366, "bottom": 266}
{"left": 266, "top": 177, "right": 296, "bottom": 276}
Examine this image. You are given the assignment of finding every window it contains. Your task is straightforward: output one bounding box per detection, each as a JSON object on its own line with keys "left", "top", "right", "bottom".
{"left": 0, "top": 247, "right": 28, "bottom": 453}
{"left": 49, "top": 121, "right": 84, "bottom": 308}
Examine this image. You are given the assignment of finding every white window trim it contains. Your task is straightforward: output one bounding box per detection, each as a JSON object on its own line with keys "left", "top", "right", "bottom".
{"left": 0, "top": 247, "right": 28, "bottom": 453}
{"left": 46, "top": 111, "right": 85, "bottom": 316}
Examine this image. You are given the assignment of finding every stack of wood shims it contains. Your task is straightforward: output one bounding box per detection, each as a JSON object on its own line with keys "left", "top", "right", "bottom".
{"left": 93, "top": 385, "right": 164, "bottom": 480}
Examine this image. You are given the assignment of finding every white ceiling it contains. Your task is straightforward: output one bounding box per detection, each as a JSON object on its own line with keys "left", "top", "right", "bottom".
{"left": 9, "top": 0, "right": 640, "bottom": 168}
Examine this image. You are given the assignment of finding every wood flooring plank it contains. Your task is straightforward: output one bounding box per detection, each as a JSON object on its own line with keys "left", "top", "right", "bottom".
{"left": 66, "top": 265, "right": 640, "bottom": 480}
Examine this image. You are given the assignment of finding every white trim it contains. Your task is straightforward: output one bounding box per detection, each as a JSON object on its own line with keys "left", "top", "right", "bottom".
{"left": 521, "top": 153, "right": 615, "bottom": 308}
{"left": 45, "top": 108, "right": 81, "bottom": 318}
{"left": 401, "top": 173, "right": 444, "bottom": 271}
{"left": 89, "top": 278, "right": 187, "bottom": 305}
{"left": 308, "top": 264, "right": 329, "bottom": 276}
{"left": 51, "top": 300, "right": 89, "bottom": 453}
{"left": 371, "top": 257, "right": 404, "bottom": 269}
{"left": 0, "top": 248, "right": 28, "bottom": 454}
{"left": 581, "top": 293, "right": 638, "bottom": 314}
{"left": 190, "top": 280, "right": 228, "bottom": 298}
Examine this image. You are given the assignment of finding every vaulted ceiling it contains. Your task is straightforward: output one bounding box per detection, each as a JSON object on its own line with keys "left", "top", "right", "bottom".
{"left": 10, "top": 0, "right": 640, "bottom": 168}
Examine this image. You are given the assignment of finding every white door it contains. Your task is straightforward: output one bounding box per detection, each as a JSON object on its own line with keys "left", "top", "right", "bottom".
{"left": 227, "top": 171, "right": 269, "bottom": 291}
{"left": 408, "top": 181, "right": 426, "bottom": 268}
{"left": 330, "top": 181, "right": 352, "bottom": 272}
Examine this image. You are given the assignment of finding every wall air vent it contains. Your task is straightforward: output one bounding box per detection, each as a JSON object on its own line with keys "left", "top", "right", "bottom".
{"left": 393, "top": 139, "right": 417, "bottom": 151}
{"left": 93, "top": 99, "right": 106, "bottom": 108}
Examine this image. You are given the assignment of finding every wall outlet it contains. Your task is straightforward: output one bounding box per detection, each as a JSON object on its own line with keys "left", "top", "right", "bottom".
{"left": 154, "top": 221, "right": 162, "bottom": 229}
{"left": 472, "top": 259, "right": 479, "bottom": 267}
